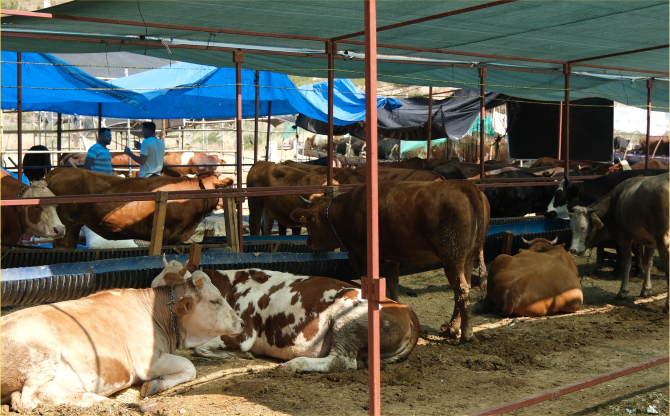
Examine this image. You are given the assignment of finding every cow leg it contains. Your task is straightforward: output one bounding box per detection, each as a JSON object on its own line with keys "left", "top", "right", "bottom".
{"left": 639, "top": 246, "right": 655, "bottom": 298}
{"left": 632, "top": 243, "right": 644, "bottom": 277}
{"left": 248, "top": 197, "right": 263, "bottom": 235}
{"left": 290, "top": 227, "right": 302, "bottom": 236}
{"left": 277, "top": 224, "right": 288, "bottom": 236}
{"left": 615, "top": 240, "right": 633, "bottom": 300}
{"left": 657, "top": 236, "right": 669, "bottom": 313}
{"left": 29, "top": 382, "right": 108, "bottom": 408}
{"left": 140, "top": 353, "right": 196, "bottom": 397}
{"left": 261, "top": 211, "right": 275, "bottom": 235}
{"left": 440, "top": 261, "right": 473, "bottom": 343}
{"left": 194, "top": 329, "right": 258, "bottom": 359}
{"left": 385, "top": 261, "right": 400, "bottom": 302}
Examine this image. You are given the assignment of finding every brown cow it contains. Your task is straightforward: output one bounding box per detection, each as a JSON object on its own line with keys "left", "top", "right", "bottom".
{"left": 356, "top": 166, "right": 445, "bottom": 181}
{"left": 1, "top": 170, "right": 66, "bottom": 245}
{"left": 45, "top": 168, "right": 233, "bottom": 248}
{"left": 110, "top": 152, "right": 221, "bottom": 177}
{"left": 282, "top": 161, "right": 366, "bottom": 184}
{"left": 606, "top": 159, "right": 667, "bottom": 174}
{"left": 486, "top": 237, "right": 583, "bottom": 317}
{"left": 290, "top": 180, "right": 490, "bottom": 342}
{"left": 530, "top": 157, "right": 613, "bottom": 173}
{"left": 1, "top": 268, "right": 244, "bottom": 411}
{"left": 190, "top": 269, "right": 420, "bottom": 372}
{"left": 570, "top": 173, "right": 669, "bottom": 312}
{"left": 636, "top": 136, "right": 669, "bottom": 157}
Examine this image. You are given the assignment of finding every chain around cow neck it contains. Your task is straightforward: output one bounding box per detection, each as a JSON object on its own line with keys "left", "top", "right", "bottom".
{"left": 326, "top": 198, "right": 359, "bottom": 275}
{"left": 166, "top": 285, "right": 181, "bottom": 351}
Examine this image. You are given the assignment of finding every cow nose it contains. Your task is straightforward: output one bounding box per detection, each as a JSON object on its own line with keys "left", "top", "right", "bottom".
{"left": 569, "top": 249, "right": 577, "bottom": 255}
{"left": 54, "top": 226, "right": 65, "bottom": 235}
{"left": 240, "top": 321, "right": 245, "bottom": 329}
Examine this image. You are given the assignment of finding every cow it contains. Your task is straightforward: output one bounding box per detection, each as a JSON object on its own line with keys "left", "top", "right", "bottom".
{"left": 247, "top": 161, "right": 338, "bottom": 236}
{"left": 379, "top": 158, "right": 429, "bottom": 170}
{"left": 356, "top": 165, "right": 448, "bottom": 182}
{"left": 493, "top": 135, "right": 509, "bottom": 163}
{"left": 22, "top": 145, "right": 52, "bottom": 182}
{"left": 289, "top": 180, "right": 490, "bottom": 342}
{"left": 636, "top": 137, "right": 669, "bottom": 157}
{"left": 0, "top": 268, "right": 244, "bottom": 411}
{"left": 44, "top": 168, "right": 233, "bottom": 248}
{"left": 606, "top": 159, "right": 667, "bottom": 174}
{"left": 530, "top": 157, "right": 613, "bottom": 173}
{"left": 569, "top": 173, "right": 669, "bottom": 312}
{"left": 304, "top": 134, "right": 348, "bottom": 152}
{"left": 302, "top": 157, "right": 343, "bottom": 168}
{"left": 378, "top": 138, "right": 400, "bottom": 160}
{"left": 110, "top": 152, "right": 221, "bottom": 177}
{"left": 282, "top": 161, "right": 365, "bottom": 184}
{"left": 486, "top": 237, "right": 582, "bottom": 317}
{"left": 1, "top": 170, "right": 65, "bottom": 245}
{"left": 59, "top": 152, "right": 87, "bottom": 168}
{"left": 189, "top": 269, "right": 420, "bottom": 373}
{"left": 613, "top": 136, "right": 630, "bottom": 152}
{"left": 336, "top": 137, "right": 366, "bottom": 156}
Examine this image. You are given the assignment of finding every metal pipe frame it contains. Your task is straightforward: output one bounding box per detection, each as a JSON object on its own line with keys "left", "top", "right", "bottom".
{"left": 563, "top": 64, "right": 571, "bottom": 178}
{"left": 364, "top": 1, "right": 381, "bottom": 414}
{"left": 327, "top": 40, "right": 336, "bottom": 185}
{"left": 557, "top": 101, "right": 563, "bottom": 159}
{"left": 56, "top": 112, "right": 62, "bottom": 162}
{"left": 479, "top": 67, "right": 486, "bottom": 182}
{"left": 234, "top": 50, "right": 245, "bottom": 250}
{"left": 254, "top": 70, "right": 259, "bottom": 164}
{"left": 567, "top": 44, "right": 669, "bottom": 64}
{"left": 266, "top": 102, "right": 272, "bottom": 161}
{"left": 17, "top": 52, "right": 23, "bottom": 183}
{"left": 645, "top": 79, "right": 653, "bottom": 169}
{"left": 427, "top": 86, "right": 433, "bottom": 161}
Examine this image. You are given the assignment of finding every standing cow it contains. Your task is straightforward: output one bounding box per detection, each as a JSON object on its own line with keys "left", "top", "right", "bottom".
{"left": 569, "top": 173, "right": 669, "bottom": 312}
{"left": 189, "top": 269, "right": 420, "bottom": 373}
{"left": 486, "top": 237, "right": 582, "bottom": 317}
{"left": 290, "top": 180, "right": 489, "bottom": 342}
{"left": 1, "top": 268, "right": 244, "bottom": 411}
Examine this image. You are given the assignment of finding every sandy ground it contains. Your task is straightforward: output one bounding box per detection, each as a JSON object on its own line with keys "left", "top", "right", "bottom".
{"left": 1, "top": 251, "right": 668, "bottom": 416}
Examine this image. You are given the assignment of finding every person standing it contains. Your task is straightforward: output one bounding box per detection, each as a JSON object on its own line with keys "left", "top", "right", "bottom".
{"left": 84, "top": 128, "right": 114, "bottom": 175}
{"left": 124, "top": 122, "right": 165, "bottom": 178}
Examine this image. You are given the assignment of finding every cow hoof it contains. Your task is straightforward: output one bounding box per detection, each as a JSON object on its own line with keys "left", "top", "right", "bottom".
{"left": 10, "top": 392, "right": 30, "bottom": 413}
{"left": 459, "top": 329, "right": 474, "bottom": 344}
{"left": 140, "top": 379, "right": 161, "bottom": 398}
{"left": 439, "top": 328, "right": 460, "bottom": 340}
{"left": 640, "top": 288, "right": 654, "bottom": 298}
{"left": 615, "top": 291, "right": 629, "bottom": 300}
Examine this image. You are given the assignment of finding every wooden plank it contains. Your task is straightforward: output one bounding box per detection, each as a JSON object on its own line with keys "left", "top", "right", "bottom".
{"left": 188, "top": 243, "right": 202, "bottom": 269}
{"left": 148, "top": 191, "right": 169, "bottom": 256}
{"left": 222, "top": 189, "right": 240, "bottom": 253}
{"left": 502, "top": 230, "right": 514, "bottom": 255}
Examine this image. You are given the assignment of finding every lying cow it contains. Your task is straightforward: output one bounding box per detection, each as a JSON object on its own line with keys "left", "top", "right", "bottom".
{"left": 569, "top": 173, "right": 669, "bottom": 312}
{"left": 1, "top": 170, "right": 65, "bottom": 245}
{"left": 290, "top": 180, "right": 490, "bottom": 342}
{"left": 0, "top": 268, "right": 244, "bottom": 411}
{"left": 486, "top": 237, "right": 582, "bottom": 317}
{"left": 189, "top": 269, "right": 420, "bottom": 372}
{"left": 45, "top": 168, "right": 232, "bottom": 248}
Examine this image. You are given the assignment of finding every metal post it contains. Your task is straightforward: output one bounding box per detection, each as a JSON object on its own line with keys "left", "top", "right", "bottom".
{"left": 427, "top": 86, "right": 433, "bottom": 161}
{"left": 126, "top": 119, "right": 132, "bottom": 176}
{"left": 563, "top": 64, "right": 571, "bottom": 178}
{"left": 162, "top": 119, "right": 166, "bottom": 141}
{"left": 254, "top": 70, "right": 260, "bottom": 164}
{"left": 17, "top": 52, "right": 23, "bottom": 183}
{"left": 234, "top": 50, "right": 245, "bottom": 249}
{"left": 557, "top": 101, "right": 563, "bottom": 159}
{"left": 479, "top": 67, "right": 487, "bottom": 182}
{"left": 56, "top": 113, "right": 62, "bottom": 162}
{"left": 266, "top": 101, "right": 272, "bottom": 161}
{"left": 364, "top": 0, "right": 381, "bottom": 414}
{"left": 327, "top": 40, "right": 336, "bottom": 184}
{"left": 97, "top": 102, "right": 102, "bottom": 131}
{"left": 645, "top": 79, "right": 653, "bottom": 169}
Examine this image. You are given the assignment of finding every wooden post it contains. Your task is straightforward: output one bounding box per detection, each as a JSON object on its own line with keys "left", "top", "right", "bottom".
{"left": 427, "top": 86, "right": 433, "bottom": 161}
{"left": 502, "top": 230, "right": 514, "bottom": 255}
{"left": 222, "top": 192, "right": 240, "bottom": 253}
{"left": 56, "top": 113, "right": 62, "bottom": 162}
{"left": 149, "top": 191, "right": 169, "bottom": 256}
{"left": 162, "top": 119, "right": 167, "bottom": 141}
{"left": 188, "top": 243, "right": 203, "bottom": 270}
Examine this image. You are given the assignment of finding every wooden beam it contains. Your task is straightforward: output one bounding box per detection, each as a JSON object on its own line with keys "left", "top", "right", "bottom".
{"left": 148, "top": 191, "right": 169, "bottom": 256}
{"left": 188, "top": 243, "right": 203, "bottom": 269}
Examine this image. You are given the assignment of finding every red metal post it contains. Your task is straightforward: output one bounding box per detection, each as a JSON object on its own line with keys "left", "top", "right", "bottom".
{"left": 326, "top": 40, "right": 336, "bottom": 185}
{"left": 266, "top": 101, "right": 272, "bottom": 161}
{"left": 427, "top": 86, "right": 433, "bottom": 161}
{"left": 17, "top": 52, "right": 23, "bottom": 184}
{"left": 479, "top": 67, "right": 487, "bottom": 182}
{"left": 397, "top": 139, "right": 401, "bottom": 162}
{"left": 645, "top": 79, "right": 653, "bottom": 169}
{"left": 557, "top": 101, "right": 563, "bottom": 159}
{"left": 563, "top": 64, "right": 571, "bottom": 177}
{"left": 234, "top": 51, "right": 245, "bottom": 249}
{"left": 254, "top": 70, "right": 260, "bottom": 164}
{"left": 364, "top": 0, "right": 381, "bottom": 414}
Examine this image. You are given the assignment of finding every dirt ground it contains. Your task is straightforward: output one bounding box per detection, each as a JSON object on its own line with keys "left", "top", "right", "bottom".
{"left": 2, "top": 251, "right": 668, "bottom": 416}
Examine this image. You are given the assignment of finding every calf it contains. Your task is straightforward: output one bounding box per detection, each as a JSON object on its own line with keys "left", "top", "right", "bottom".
{"left": 1, "top": 269, "right": 244, "bottom": 411}
{"left": 569, "top": 173, "right": 669, "bottom": 312}
{"left": 192, "top": 269, "right": 420, "bottom": 373}
{"left": 1, "top": 170, "right": 65, "bottom": 245}
{"left": 486, "top": 237, "right": 582, "bottom": 317}
{"left": 290, "top": 180, "right": 489, "bottom": 342}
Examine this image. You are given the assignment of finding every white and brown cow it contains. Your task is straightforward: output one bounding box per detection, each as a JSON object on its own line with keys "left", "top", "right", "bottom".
{"left": 1, "top": 268, "right": 244, "bottom": 411}
{"left": 486, "top": 237, "right": 583, "bottom": 317}
{"left": 190, "top": 269, "right": 420, "bottom": 373}
{"left": 1, "top": 170, "right": 65, "bottom": 245}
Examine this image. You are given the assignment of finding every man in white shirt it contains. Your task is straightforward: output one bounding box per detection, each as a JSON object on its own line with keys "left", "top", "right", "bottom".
{"left": 124, "top": 122, "right": 165, "bottom": 178}
{"left": 84, "top": 128, "right": 114, "bottom": 175}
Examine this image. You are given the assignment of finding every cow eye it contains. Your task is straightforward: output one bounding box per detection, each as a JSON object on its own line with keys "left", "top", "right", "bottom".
{"left": 210, "top": 300, "right": 220, "bottom": 306}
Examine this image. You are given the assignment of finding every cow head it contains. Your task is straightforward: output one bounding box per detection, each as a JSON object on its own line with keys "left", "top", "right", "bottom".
{"left": 19, "top": 181, "right": 66, "bottom": 239}
{"left": 151, "top": 255, "right": 193, "bottom": 288}
{"left": 290, "top": 196, "right": 340, "bottom": 250}
{"left": 569, "top": 206, "right": 603, "bottom": 256}
{"left": 167, "top": 271, "right": 245, "bottom": 348}
{"left": 520, "top": 236, "right": 562, "bottom": 253}
{"left": 544, "top": 178, "right": 579, "bottom": 220}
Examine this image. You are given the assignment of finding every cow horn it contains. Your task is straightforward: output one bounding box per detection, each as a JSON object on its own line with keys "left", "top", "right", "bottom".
{"left": 550, "top": 236, "right": 559, "bottom": 245}
{"left": 521, "top": 237, "right": 531, "bottom": 246}
{"left": 163, "top": 254, "right": 169, "bottom": 268}
{"left": 300, "top": 195, "right": 313, "bottom": 205}
{"left": 587, "top": 208, "right": 598, "bottom": 214}
{"left": 179, "top": 260, "right": 190, "bottom": 276}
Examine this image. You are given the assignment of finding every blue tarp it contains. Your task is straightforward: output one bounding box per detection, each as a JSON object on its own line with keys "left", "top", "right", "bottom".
{"left": 1, "top": 52, "right": 148, "bottom": 118}
{"left": 2, "top": 167, "right": 30, "bottom": 185}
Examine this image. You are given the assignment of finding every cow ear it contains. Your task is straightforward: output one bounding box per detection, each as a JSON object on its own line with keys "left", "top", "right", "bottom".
{"left": 590, "top": 213, "right": 604, "bottom": 230}
{"left": 163, "top": 272, "right": 186, "bottom": 286}
{"left": 290, "top": 208, "right": 315, "bottom": 224}
{"left": 172, "top": 296, "right": 195, "bottom": 316}
{"left": 192, "top": 275, "right": 205, "bottom": 289}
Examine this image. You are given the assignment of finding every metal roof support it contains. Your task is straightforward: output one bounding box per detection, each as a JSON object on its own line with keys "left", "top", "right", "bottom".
{"left": 557, "top": 101, "right": 563, "bottom": 159}
{"left": 332, "top": 0, "right": 517, "bottom": 41}
{"left": 479, "top": 67, "right": 487, "bottom": 182}
{"left": 266, "top": 102, "right": 272, "bottom": 162}
{"left": 364, "top": 1, "right": 381, "bottom": 415}
{"left": 17, "top": 53, "right": 23, "bottom": 184}
{"left": 645, "top": 80, "right": 653, "bottom": 169}
{"left": 563, "top": 64, "right": 571, "bottom": 178}
{"left": 568, "top": 44, "right": 669, "bottom": 64}
{"left": 254, "top": 70, "right": 259, "bottom": 164}
{"left": 427, "top": 86, "right": 433, "bottom": 162}
{"left": 234, "top": 50, "right": 245, "bottom": 251}
{"left": 326, "top": 40, "right": 336, "bottom": 185}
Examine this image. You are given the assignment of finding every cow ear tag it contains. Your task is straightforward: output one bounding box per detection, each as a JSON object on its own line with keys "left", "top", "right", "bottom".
{"left": 194, "top": 277, "right": 204, "bottom": 288}
{"left": 300, "top": 216, "right": 307, "bottom": 224}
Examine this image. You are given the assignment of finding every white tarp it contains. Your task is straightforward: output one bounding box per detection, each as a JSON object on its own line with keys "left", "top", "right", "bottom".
{"left": 614, "top": 105, "right": 669, "bottom": 136}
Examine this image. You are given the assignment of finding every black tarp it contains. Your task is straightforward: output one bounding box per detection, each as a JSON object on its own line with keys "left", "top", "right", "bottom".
{"left": 296, "top": 89, "right": 508, "bottom": 141}
{"left": 507, "top": 97, "right": 614, "bottom": 161}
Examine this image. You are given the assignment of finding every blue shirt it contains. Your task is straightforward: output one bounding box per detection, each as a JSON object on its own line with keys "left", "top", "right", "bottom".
{"left": 138, "top": 137, "right": 165, "bottom": 178}
{"left": 86, "top": 143, "right": 114, "bottom": 175}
